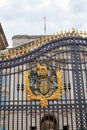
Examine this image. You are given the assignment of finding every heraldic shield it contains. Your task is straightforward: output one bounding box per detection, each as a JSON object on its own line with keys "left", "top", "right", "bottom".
{"left": 24, "top": 63, "right": 63, "bottom": 107}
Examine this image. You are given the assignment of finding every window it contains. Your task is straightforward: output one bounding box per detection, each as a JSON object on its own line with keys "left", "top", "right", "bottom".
{"left": 63, "top": 125, "right": 68, "bottom": 130}
{"left": 2, "top": 75, "right": 8, "bottom": 86}
{"left": 32, "top": 101, "right": 35, "bottom": 105}
{"left": 49, "top": 101, "right": 53, "bottom": 104}
{"left": 31, "top": 101, "right": 36, "bottom": 108}
{"left": 0, "top": 117, "right": 6, "bottom": 121}
{"left": 1, "top": 96, "right": 8, "bottom": 106}
{"left": 30, "top": 126, "right": 36, "bottom": 130}
{"left": 62, "top": 96, "right": 66, "bottom": 104}
{"left": 0, "top": 126, "right": 6, "bottom": 130}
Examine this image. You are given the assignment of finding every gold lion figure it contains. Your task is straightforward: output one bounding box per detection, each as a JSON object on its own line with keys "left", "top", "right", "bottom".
{"left": 37, "top": 63, "right": 48, "bottom": 77}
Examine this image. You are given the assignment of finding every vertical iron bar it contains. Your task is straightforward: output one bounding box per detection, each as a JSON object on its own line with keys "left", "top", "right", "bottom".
{"left": 30, "top": 101, "right": 32, "bottom": 130}
{"left": 3, "top": 68, "right": 7, "bottom": 130}
{"left": 63, "top": 45, "right": 69, "bottom": 128}
{"left": 82, "top": 45, "right": 87, "bottom": 127}
{"left": 25, "top": 64, "right": 28, "bottom": 130}
{"left": 21, "top": 64, "right": 24, "bottom": 130}
{"left": 35, "top": 101, "right": 37, "bottom": 129}
{"left": 17, "top": 65, "right": 20, "bottom": 130}
{"left": 48, "top": 101, "right": 50, "bottom": 129}
{"left": 12, "top": 67, "right": 15, "bottom": 130}
{"left": 0, "top": 59, "right": 3, "bottom": 130}
{"left": 8, "top": 68, "right": 11, "bottom": 130}
{"left": 61, "top": 46, "right": 64, "bottom": 129}
{"left": 66, "top": 45, "right": 74, "bottom": 130}
{"left": 52, "top": 100, "right": 55, "bottom": 130}
{"left": 57, "top": 100, "right": 59, "bottom": 130}
{"left": 26, "top": 92, "right": 28, "bottom": 130}
{"left": 39, "top": 102, "right": 42, "bottom": 130}
{"left": 68, "top": 84, "right": 74, "bottom": 130}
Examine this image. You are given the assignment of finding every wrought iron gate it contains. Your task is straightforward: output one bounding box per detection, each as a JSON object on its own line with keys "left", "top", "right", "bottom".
{"left": 0, "top": 31, "right": 87, "bottom": 130}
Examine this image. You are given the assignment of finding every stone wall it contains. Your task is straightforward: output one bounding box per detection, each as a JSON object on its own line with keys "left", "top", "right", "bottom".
{"left": 12, "top": 35, "right": 44, "bottom": 48}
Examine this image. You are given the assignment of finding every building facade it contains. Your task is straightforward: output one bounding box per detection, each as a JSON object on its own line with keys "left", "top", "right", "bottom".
{"left": 0, "top": 28, "right": 87, "bottom": 130}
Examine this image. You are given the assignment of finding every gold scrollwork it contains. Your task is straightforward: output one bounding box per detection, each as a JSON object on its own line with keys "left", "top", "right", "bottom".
{"left": 24, "top": 68, "right": 63, "bottom": 107}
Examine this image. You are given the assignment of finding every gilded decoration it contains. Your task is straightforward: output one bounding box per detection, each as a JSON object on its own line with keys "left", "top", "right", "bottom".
{"left": 4, "top": 28, "right": 87, "bottom": 59}
{"left": 24, "top": 63, "right": 63, "bottom": 107}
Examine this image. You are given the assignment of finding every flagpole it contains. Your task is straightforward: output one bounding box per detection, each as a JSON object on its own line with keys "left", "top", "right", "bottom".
{"left": 44, "top": 17, "right": 46, "bottom": 36}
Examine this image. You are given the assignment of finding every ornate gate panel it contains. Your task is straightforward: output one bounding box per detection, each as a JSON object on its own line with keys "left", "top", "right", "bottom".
{"left": 0, "top": 30, "right": 87, "bottom": 130}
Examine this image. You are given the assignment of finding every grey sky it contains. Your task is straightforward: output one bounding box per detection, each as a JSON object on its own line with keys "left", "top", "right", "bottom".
{"left": 0, "top": 0, "right": 87, "bottom": 47}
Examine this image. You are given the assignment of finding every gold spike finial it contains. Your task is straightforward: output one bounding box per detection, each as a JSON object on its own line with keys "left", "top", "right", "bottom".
{"left": 84, "top": 31, "right": 87, "bottom": 37}
{"left": 64, "top": 31, "right": 66, "bottom": 37}
{"left": 72, "top": 28, "right": 75, "bottom": 33}
{"left": 80, "top": 30, "right": 82, "bottom": 36}
{"left": 41, "top": 37, "right": 45, "bottom": 43}
{"left": 67, "top": 30, "right": 71, "bottom": 36}
{"left": 60, "top": 31, "right": 63, "bottom": 37}
{"left": 53, "top": 33, "right": 57, "bottom": 39}
{"left": 56, "top": 32, "right": 60, "bottom": 38}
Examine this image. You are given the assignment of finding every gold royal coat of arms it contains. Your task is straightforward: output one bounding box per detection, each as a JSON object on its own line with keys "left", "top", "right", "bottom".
{"left": 24, "top": 63, "right": 63, "bottom": 107}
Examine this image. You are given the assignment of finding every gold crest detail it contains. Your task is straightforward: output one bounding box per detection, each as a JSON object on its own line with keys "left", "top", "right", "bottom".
{"left": 24, "top": 64, "right": 63, "bottom": 107}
